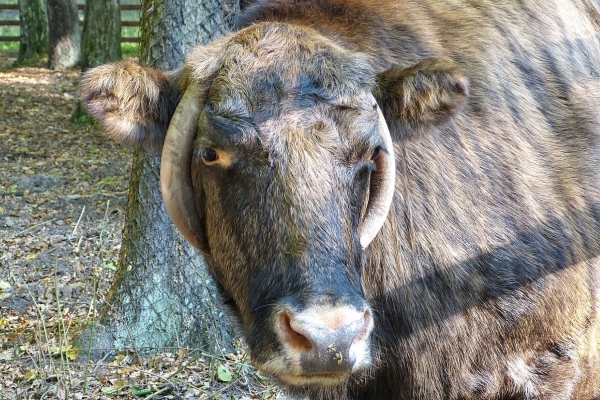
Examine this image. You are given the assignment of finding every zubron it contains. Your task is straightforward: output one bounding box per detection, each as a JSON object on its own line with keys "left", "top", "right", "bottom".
{"left": 81, "top": 1, "right": 600, "bottom": 398}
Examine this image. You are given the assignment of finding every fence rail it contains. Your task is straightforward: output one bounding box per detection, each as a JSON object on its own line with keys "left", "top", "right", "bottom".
{"left": 0, "top": 3, "right": 141, "bottom": 42}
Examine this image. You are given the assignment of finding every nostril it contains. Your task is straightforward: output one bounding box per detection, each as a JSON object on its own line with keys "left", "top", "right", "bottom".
{"left": 279, "top": 311, "right": 313, "bottom": 352}
{"left": 352, "top": 309, "right": 373, "bottom": 346}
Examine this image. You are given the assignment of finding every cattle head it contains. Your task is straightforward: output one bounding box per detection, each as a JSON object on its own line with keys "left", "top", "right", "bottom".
{"left": 81, "top": 22, "right": 468, "bottom": 387}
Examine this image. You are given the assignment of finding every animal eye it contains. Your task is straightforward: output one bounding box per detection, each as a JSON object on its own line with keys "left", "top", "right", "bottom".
{"left": 366, "top": 146, "right": 382, "bottom": 172}
{"left": 201, "top": 148, "right": 219, "bottom": 164}
{"left": 370, "top": 146, "right": 382, "bottom": 161}
{"left": 335, "top": 104, "right": 355, "bottom": 112}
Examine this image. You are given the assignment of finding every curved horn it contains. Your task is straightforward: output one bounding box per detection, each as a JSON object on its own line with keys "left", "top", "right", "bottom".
{"left": 160, "top": 83, "right": 210, "bottom": 254}
{"left": 359, "top": 105, "right": 396, "bottom": 249}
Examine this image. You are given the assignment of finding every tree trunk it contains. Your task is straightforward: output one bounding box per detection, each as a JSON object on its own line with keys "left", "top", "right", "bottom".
{"left": 76, "top": 0, "right": 238, "bottom": 359}
{"left": 139, "top": 0, "right": 237, "bottom": 70}
{"left": 73, "top": 0, "right": 122, "bottom": 122}
{"left": 46, "top": 0, "right": 80, "bottom": 69}
{"left": 80, "top": 0, "right": 121, "bottom": 69}
{"left": 16, "top": 0, "right": 48, "bottom": 66}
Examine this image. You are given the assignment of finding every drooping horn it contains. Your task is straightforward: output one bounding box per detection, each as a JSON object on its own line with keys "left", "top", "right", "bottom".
{"left": 160, "top": 83, "right": 210, "bottom": 254}
{"left": 359, "top": 105, "right": 396, "bottom": 248}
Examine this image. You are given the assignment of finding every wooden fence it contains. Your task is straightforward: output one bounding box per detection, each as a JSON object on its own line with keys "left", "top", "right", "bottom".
{"left": 0, "top": 3, "right": 141, "bottom": 42}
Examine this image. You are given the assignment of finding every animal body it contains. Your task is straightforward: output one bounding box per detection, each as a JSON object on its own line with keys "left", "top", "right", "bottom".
{"left": 80, "top": 0, "right": 600, "bottom": 398}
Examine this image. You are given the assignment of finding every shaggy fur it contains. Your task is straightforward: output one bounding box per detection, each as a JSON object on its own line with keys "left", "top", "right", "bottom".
{"left": 81, "top": 0, "right": 600, "bottom": 398}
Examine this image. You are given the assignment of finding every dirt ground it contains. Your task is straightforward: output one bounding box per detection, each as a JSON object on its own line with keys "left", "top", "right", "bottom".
{"left": 0, "top": 53, "right": 283, "bottom": 399}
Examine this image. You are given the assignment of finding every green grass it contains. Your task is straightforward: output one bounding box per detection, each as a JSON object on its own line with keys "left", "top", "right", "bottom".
{"left": 0, "top": 24, "right": 18, "bottom": 40}
{"left": 121, "top": 42, "right": 139, "bottom": 58}
{"left": 0, "top": 42, "right": 138, "bottom": 59}
{"left": 0, "top": 14, "right": 140, "bottom": 58}
{"left": 0, "top": 41, "right": 18, "bottom": 52}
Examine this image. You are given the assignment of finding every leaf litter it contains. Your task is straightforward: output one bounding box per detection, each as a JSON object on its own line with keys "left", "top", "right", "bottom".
{"left": 0, "top": 53, "right": 287, "bottom": 400}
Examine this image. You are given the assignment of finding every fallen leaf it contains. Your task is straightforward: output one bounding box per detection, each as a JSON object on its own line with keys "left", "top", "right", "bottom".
{"left": 0, "top": 349, "right": 16, "bottom": 361}
{"left": 101, "top": 386, "right": 118, "bottom": 394}
{"left": 20, "top": 370, "right": 37, "bottom": 382}
{"left": 129, "top": 386, "right": 153, "bottom": 396}
{"left": 216, "top": 363, "right": 233, "bottom": 382}
{"left": 114, "top": 379, "right": 128, "bottom": 389}
{"left": 66, "top": 345, "right": 79, "bottom": 361}
{"left": 56, "top": 380, "right": 66, "bottom": 400}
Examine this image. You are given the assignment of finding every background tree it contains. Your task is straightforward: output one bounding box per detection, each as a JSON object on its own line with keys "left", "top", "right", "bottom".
{"left": 77, "top": 0, "right": 238, "bottom": 358}
{"left": 46, "top": 0, "right": 80, "bottom": 69}
{"left": 72, "top": 0, "right": 122, "bottom": 121}
{"left": 80, "top": 0, "right": 121, "bottom": 69}
{"left": 16, "top": 0, "right": 48, "bottom": 65}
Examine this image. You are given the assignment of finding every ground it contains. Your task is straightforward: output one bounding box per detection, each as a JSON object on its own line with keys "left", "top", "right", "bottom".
{"left": 0, "top": 53, "right": 284, "bottom": 400}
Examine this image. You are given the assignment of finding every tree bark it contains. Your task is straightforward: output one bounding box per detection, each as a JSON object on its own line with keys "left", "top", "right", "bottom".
{"left": 16, "top": 0, "right": 48, "bottom": 66}
{"left": 81, "top": 0, "right": 121, "bottom": 69}
{"left": 73, "top": 0, "right": 122, "bottom": 122}
{"left": 87, "top": 151, "right": 233, "bottom": 354}
{"left": 46, "top": 0, "right": 80, "bottom": 69}
{"left": 76, "top": 0, "right": 239, "bottom": 359}
{"left": 139, "top": 0, "right": 237, "bottom": 70}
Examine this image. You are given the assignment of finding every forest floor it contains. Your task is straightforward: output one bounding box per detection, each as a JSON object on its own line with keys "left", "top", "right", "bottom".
{"left": 0, "top": 53, "right": 284, "bottom": 399}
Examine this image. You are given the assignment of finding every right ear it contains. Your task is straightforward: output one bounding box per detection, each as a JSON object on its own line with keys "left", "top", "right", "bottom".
{"left": 80, "top": 60, "right": 183, "bottom": 150}
{"left": 374, "top": 58, "right": 469, "bottom": 139}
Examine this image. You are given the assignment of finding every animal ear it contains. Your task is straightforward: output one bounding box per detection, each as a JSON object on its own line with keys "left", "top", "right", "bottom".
{"left": 375, "top": 58, "right": 469, "bottom": 137}
{"left": 80, "top": 60, "right": 183, "bottom": 150}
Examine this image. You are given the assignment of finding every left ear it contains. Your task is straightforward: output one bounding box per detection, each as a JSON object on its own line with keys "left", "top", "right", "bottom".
{"left": 374, "top": 58, "right": 469, "bottom": 138}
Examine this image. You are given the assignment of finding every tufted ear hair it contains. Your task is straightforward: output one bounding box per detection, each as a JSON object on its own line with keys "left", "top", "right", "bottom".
{"left": 374, "top": 58, "right": 469, "bottom": 139}
{"left": 80, "top": 60, "right": 185, "bottom": 150}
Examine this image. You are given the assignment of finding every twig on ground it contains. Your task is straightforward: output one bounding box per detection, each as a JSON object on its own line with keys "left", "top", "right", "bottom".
{"left": 70, "top": 206, "right": 85, "bottom": 237}
{"left": 10, "top": 218, "right": 56, "bottom": 238}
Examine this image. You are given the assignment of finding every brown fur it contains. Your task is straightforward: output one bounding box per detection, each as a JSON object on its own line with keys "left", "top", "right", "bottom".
{"left": 81, "top": 0, "right": 600, "bottom": 398}
{"left": 80, "top": 60, "right": 182, "bottom": 150}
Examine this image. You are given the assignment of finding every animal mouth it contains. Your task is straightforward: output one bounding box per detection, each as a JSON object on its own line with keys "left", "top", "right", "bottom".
{"left": 271, "top": 371, "right": 351, "bottom": 387}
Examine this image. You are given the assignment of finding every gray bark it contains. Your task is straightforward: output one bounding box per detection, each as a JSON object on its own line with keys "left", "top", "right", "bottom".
{"left": 76, "top": 0, "right": 239, "bottom": 359}
{"left": 139, "top": 0, "right": 237, "bottom": 70}
{"left": 16, "top": 0, "right": 48, "bottom": 65}
{"left": 73, "top": 0, "right": 122, "bottom": 122}
{"left": 81, "top": 0, "right": 121, "bottom": 69}
{"left": 46, "top": 0, "right": 80, "bottom": 69}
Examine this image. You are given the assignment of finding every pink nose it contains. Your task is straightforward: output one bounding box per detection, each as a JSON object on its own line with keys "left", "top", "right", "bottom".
{"left": 277, "top": 305, "right": 373, "bottom": 374}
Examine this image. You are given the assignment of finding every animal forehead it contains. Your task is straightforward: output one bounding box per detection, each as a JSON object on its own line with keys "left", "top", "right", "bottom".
{"left": 190, "top": 23, "right": 379, "bottom": 157}
{"left": 204, "top": 23, "right": 375, "bottom": 101}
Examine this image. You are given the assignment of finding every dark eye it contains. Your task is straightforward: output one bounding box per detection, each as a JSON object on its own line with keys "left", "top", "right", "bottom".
{"left": 335, "top": 104, "right": 355, "bottom": 112}
{"left": 351, "top": 158, "right": 373, "bottom": 220}
{"left": 370, "top": 146, "right": 382, "bottom": 161}
{"left": 201, "top": 148, "right": 219, "bottom": 164}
